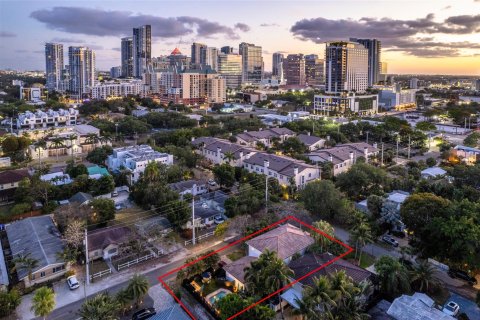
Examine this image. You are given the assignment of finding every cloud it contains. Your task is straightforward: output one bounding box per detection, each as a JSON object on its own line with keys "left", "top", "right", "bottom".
{"left": 443, "top": 5, "right": 451, "bottom": 10}
{"left": 112, "top": 47, "right": 121, "bottom": 52}
{"left": 50, "top": 37, "right": 86, "bottom": 43}
{"left": 15, "top": 49, "right": 28, "bottom": 53}
{"left": 260, "top": 23, "right": 280, "bottom": 27}
{"left": 234, "top": 23, "right": 250, "bottom": 32}
{"left": 0, "top": 31, "right": 16, "bottom": 37}
{"left": 290, "top": 14, "right": 480, "bottom": 57}
{"left": 31, "top": 7, "right": 242, "bottom": 39}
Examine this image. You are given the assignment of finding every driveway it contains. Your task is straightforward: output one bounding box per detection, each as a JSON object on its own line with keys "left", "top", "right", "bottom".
{"left": 443, "top": 292, "right": 480, "bottom": 319}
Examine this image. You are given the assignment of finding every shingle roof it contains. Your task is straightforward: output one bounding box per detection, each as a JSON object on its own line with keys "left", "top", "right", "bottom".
{"left": 297, "top": 134, "right": 324, "bottom": 147}
{"left": 244, "top": 153, "right": 316, "bottom": 177}
{"left": 387, "top": 293, "right": 454, "bottom": 320}
{"left": 150, "top": 304, "right": 191, "bottom": 320}
{"left": 0, "top": 169, "right": 29, "bottom": 185}
{"left": 6, "top": 216, "right": 65, "bottom": 280}
{"left": 87, "top": 226, "right": 132, "bottom": 252}
{"left": 224, "top": 255, "right": 257, "bottom": 284}
{"left": 307, "top": 142, "right": 378, "bottom": 165}
{"left": 246, "top": 223, "right": 314, "bottom": 260}
{"left": 288, "top": 252, "right": 373, "bottom": 286}
{"left": 169, "top": 180, "right": 205, "bottom": 193}
{"left": 69, "top": 192, "right": 93, "bottom": 204}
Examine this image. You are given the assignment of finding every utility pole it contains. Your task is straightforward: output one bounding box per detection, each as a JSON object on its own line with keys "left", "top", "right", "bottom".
{"left": 264, "top": 160, "right": 269, "bottom": 213}
{"left": 381, "top": 143, "right": 384, "bottom": 166}
{"left": 84, "top": 228, "right": 90, "bottom": 286}
{"left": 192, "top": 197, "right": 196, "bottom": 245}
{"left": 396, "top": 135, "right": 400, "bottom": 164}
{"left": 408, "top": 135, "right": 411, "bottom": 159}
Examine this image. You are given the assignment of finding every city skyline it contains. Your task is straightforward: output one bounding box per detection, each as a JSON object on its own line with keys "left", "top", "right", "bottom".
{"left": 0, "top": 0, "right": 479, "bottom": 75}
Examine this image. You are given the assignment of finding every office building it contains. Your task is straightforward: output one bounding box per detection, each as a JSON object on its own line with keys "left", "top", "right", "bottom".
{"left": 381, "top": 62, "right": 388, "bottom": 74}
{"left": 272, "top": 52, "right": 284, "bottom": 80}
{"left": 45, "top": 43, "right": 64, "bottom": 91}
{"left": 410, "top": 78, "right": 419, "bottom": 89}
{"left": 475, "top": 79, "right": 480, "bottom": 91}
{"left": 68, "top": 46, "right": 95, "bottom": 98}
{"left": 205, "top": 47, "right": 218, "bottom": 71}
{"left": 132, "top": 25, "right": 152, "bottom": 78}
{"left": 350, "top": 38, "right": 381, "bottom": 86}
{"left": 121, "top": 37, "right": 133, "bottom": 78}
{"left": 379, "top": 87, "right": 417, "bottom": 110}
{"left": 168, "top": 48, "right": 190, "bottom": 67}
{"left": 217, "top": 53, "right": 242, "bottom": 89}
{"left": 313, "top": 93, "right": 378, "bottom": 116}
{"left": 239, "top": 42, "right": 263, "bottom": 84}
{"left": 325, "top": 41, "right": 368, "bottom": 93}
{"left": 283, "top": 54, "right": 306, "bottom": 86}
{"left": 191, "top": 42, "right": 207, "bottom": 66}
{"left": 221, "top": 46, "right": 234, "bottom": 54}
{"left": 305, "top": 54, "right": 324, "bottom": 86}
{"left": 110, "top": 66, "right": 122, "bottom": 78}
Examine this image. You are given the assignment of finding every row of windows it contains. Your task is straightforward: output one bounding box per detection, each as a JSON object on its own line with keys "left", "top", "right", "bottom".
{"left": 31, "top": 265, "right": 65, "bottom": 280}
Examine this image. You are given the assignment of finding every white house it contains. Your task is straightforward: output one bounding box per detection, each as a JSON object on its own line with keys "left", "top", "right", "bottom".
{"left": 387, "top": 292, "right": 454, "bottom": 320}
{"left": 40, "top": 172, "right": 72, "bottom": 186}
{"left": 453, "top": 145, "right": 480, "bottom": 164}
{"left": 106, "top": 145, "right": 173, "bottom": 183}
{"left": 192, "top": 137, "right": 257, "bottom": 167}
{"left": 168, "top": 180, "right": 208, "bottom": 198}
{"left": 15, "top": 108, "right": 79, "bottom": 130}
{"left": 243, "top": 153, "right": 320, "bottom": 188}
{"left": 235, "top": 127, "right": 295, "bottom": 148}
{"left": 421, "top": 167, "right": 447, "bottom": 179}
{"left": 297, "top": 133, "right": 325, "bottom": 151}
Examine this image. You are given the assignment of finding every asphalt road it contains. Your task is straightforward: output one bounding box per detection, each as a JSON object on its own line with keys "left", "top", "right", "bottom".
{"left": 41, "top": 241, "right": 239, "bottom": 320}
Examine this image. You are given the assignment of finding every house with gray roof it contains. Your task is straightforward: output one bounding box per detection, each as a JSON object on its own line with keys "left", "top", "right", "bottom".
{"left": 386, "top": 292, "right": 454, "bottom": 320}
{"left": 236, "top": 127, "right": 295, "bottom": 148}
{"left": 149, "top": 304, "right": 191, "bottom": 320}
{"left": 192, "top": 137, "right": 257, "bottom": 167}
{"left": 168, "top": 179, "right": 207, "bottom": 198}
{"left": 243, "top": 152, "right": 320, "bottom": 188}
{"left": 307, "top": 142, "right": 379, "bottom": 176}
{"left": 0, "top": 240, "right": 9, "bottom": 290}
{"left": 6, "top": 216, "right": 68, "bottom": 287}
{"left": 297, "top": 133, "right": 326, "bottom": 151}
{"left": 69, "top": 191, "right": 93, "bottom": 205}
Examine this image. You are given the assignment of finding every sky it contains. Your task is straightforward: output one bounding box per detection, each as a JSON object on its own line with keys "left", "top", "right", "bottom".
{"left": 0, "top": 0, "right": 479, "bottom": 75}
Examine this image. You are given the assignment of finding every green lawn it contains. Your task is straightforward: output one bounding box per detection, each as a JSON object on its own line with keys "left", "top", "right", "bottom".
{"left": 0, "top": 205, "right": 13, "bottom": 219}
{"left": 226, "top": 249, "right": 245, "bottom": 262}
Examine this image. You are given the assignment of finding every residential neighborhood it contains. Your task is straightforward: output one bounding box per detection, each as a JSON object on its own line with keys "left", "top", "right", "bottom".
{"left": 0, "top": 2, "right": 479, "bottom": 320}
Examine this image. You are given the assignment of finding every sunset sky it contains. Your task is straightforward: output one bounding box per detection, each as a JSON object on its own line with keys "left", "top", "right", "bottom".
{"left": 0, "top": 0, "right": 479, "bottom": 75}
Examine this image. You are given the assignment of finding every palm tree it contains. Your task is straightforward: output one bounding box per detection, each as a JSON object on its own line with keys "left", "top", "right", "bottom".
{"left": 31, "top": 286, "right": 55, "bottom": 320}
{"left": 126, "top": 274, "right": 149, "bottom": 308}
{"left": 312, "top": 220, "right": 335, "bottom": 253}
{"left": 115, "top": 289, "right": 132, "bottom": 315}
{"left": 34, "top": 139, "right": 47, "bottom": 165}
{"left": 66, "top": 134, "right": 78, "bottom": 160}
{"left": 244, "top": 249, "right": 278, "bottom": 296}
{"left": 305, "top": 276, "right": 337, "bottom": 315}
{"left": 85, "top": 133, "right": 100, "bottom": 146}
{"left": 410, "top": 261, "right": 439, "bottom": 293}
{"left": 13, "top": 253, "right": 39, "bottom": 282}
{"left": 143, "top": 161, "right": 160, "bottom": 183}
{"left": 49, "top": 137, "right": 65, "bottom": 161}
{"left": 350, "top": 222, "right": 373, "bottom": 265}
{"left": 265, "top": 258, "right": 294, "bottom": 319}
{"left": 78, "top": 292, "right": 120, "bottom": 320}
{"left": 222, "top": 151, "right": 235, "bottom": 164}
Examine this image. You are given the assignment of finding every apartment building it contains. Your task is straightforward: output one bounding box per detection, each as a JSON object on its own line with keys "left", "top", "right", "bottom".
{"left": 106, "top": 145, "right": 173, "bottom": 183}
{"left": 15, "top": 108, "right": 78, "bottom": 130}
{"left": 192, "top": 137, "right": 257, "bottom": 167}
{"left": 91, "top": 79, "right": 148, "bottom": 99}
{"left": 235, "top": 127, "right": 296, "bottom": 148}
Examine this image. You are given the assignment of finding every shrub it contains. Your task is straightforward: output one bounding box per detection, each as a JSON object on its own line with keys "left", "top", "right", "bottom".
{"left": 10, "top": 202, "right": 32, "bottom": 215}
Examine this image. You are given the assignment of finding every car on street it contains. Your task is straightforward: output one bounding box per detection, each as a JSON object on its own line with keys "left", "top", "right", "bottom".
{"left": 111, "top": 191, "right": 119, "bottom": 197}
{"left": 442, "top": 301, "right": 460, "bottom": 317}
{"left": 214, "top": 215, "right": 225, "bottom": 224}
{"left": 132, "top": 307, "right": 156, "bottom": 320}
{"left": 208, "top": 179, "right": 216, "bottom": 187}
{"left": 67, "top": 275, "right": 80, "bottom": 290}
{"left": 381, "top": 235, "right": 399, "bottom": 247}
{"left": 448, "top": 269, "right": 478, "bottom": 285}
{"left": 115, "top": 204, "right": 124, "bottom": 211}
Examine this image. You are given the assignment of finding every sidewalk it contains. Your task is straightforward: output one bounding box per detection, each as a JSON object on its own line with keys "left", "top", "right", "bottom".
{"left": 17, "top": 238, "right": 225, "bottom": 320}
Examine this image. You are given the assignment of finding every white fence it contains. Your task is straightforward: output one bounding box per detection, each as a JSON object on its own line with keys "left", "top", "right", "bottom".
{"left": 184, "top": 231, "right": 215, "bottom": 246}
{"left": 90, "top": 268, "right": 112, "bottom": 281}
{"left": 117, "top": 252, "right": 157, "bottom": 271}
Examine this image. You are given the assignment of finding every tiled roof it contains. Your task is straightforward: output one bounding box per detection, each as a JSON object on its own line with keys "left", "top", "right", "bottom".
{"left": 224, "top": 255, "right": 257, "bottom": 284}
{"left": 244, "top": 153, "right": 316, "bottom": 177}
{"left": 288, "top": 252, "right": 373, "bottom": 286}
{"left": 246, "top": 223, "right": 314, "bottom": 260}
{"left": 0, "top": 169, "right": 29, "bottom": 185}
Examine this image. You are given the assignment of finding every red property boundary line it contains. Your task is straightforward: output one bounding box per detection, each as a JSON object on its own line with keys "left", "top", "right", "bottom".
{"left": 158, "top": 215, "right": 353, "bottom": 320}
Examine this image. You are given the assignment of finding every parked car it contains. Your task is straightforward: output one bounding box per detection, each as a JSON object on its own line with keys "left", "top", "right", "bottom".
{"left": 214, "top": 215, "right": 225, "bottom": 224}
{"left": 132, "top": 307, "right": 156, "bottom": 320}
{"left": 67, "top": 275, "right": 80, "bottom": 290}
{"left": 111, "top": 191, "right": 119, "bottom": 197}
{"left": 442, "top": 301, "right": 460, "bottom": 317}
{"left": 115, "top": 204, "right": 124, "bottom": 211}
{"left": 448, "top": 269, "right": 478, "bottom": 285}
{"left": 381, "top": 235, "right": 399, "bottom": 247}
{"left": 208, "top": 179, "right": 216, "bottom": 187}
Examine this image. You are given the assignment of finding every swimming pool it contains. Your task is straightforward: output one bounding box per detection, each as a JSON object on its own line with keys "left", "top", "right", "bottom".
{"left": 206, "top": 288, "right": 232, "bottom": 306}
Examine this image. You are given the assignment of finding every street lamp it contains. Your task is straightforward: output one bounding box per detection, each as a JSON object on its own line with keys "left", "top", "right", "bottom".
{"left": 264, "top": 160, "right": 269, "bottom": 213}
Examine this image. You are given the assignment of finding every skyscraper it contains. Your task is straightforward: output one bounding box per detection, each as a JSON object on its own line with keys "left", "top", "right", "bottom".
{"left": 218, "top": 53, "right": 242, "bottom": 89}
{"left": 272, "top": 52, "right": 284, "bottom": 80}
{"left": 205, "top": 47, "right": 219, "bottom": 71}
{"left": 283, "top": 54, "right": 305, "bottom": 86}
{"left": 45, "top": 43, "right": 64, "bottom": 91}
{"left": 325, "top": 41, "right": 368, "bottom": 93}
{"left": 68, "top": 47, "right": 95, "bottom": 97}
{"left": 121, "top": 37, "right": 133, "bottom": 78}
{"left": 132, "top": 25, "right": 151, "bottom": 78}
{"left": 239, "top": 42, "right": 263, "bottom": 84}
{"left": 191, "top": 42, "right": 207, "bottom": 66}
{"left": 221, "top": 46, "right": 234, "bottom": 54}
{"left": 350, "top": 38, "right": 381, "bottom": 86}
{"left": 305, "top": 54, "right": 324, "bottom": 86}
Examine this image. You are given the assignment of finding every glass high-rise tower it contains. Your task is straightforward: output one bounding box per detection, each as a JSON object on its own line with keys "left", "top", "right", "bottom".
{"left": 218, "top": 53, "right": 242, "bottom": 89}
{"left": 68, "top": 47, "right": 95, "bottom": 97}
{"left": 349, "top": 38, "right": 381, "bottom": 86}
{"left": 272, "top": 52, "right": 284, "bottom": 80}
{"left": 45, "top": 43, "right": 64, "bottom": 91}
{"left": 133, "top": 25, "right": 151, "bottom": 78}
{"left": 121, "top": 37, "right": 133, "bottom": 78}
{"left": 239, "top": 42, "right": 263, "bottom": 84}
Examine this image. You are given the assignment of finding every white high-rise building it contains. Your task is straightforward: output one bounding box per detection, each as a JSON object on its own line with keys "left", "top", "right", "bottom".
{"left": 410, "top": 78, "right": 419, "bottom": 89}
{"left": 205, "top": 47, "right": 219, "bottom": 71}
{"left": 45, "top": 43, "right": 64, "bottom": 91}
{"left": 68, "top": 47, "right": 95, "bottom": 98}
{"left": 272, "top": 52, "right": 284, "bottom": 80}
{"left": 350, "top": 38, "right": 381, "bottom": 86}
{"left": 325, "top": 41, "right": 368, "bottom": 93}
